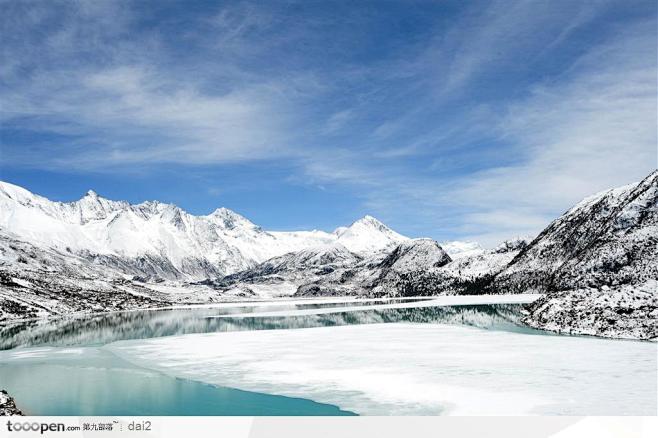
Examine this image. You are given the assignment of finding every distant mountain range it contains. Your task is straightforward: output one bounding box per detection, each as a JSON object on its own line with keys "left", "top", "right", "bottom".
{"left": 0, "top": 181, "right": 407, "bottom": 281}
{"left": 0, "top": 171, "right": 656, "bottom": 339}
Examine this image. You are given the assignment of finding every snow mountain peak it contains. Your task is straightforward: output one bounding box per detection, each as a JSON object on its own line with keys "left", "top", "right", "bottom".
{"left": 333, "top": 215, "right": 408, "bottom": 254}
{"left": 0, "top": 181, "right": 411, "bottom": 280}
{"left": 351, "top": 215, "right": 387, "bottom": 229}
{"left": 206, "top": 207, "right": 259, "bottom": 231}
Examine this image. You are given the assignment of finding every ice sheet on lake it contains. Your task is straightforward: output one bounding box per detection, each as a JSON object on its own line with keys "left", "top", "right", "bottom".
{"left": 209, "top": 294, "right": 543, "bottom": 318}
{"left": 107, "top": 323, "right": 657, "bottom": 415}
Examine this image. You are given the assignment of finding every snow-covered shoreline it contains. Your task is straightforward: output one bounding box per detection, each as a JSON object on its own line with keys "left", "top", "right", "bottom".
{"left": 523, "top": 281, "right": 658, "bottom": 340}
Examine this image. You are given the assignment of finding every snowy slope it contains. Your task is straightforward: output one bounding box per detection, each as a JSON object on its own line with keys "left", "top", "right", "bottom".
{"left": 220, "top": 237, "right": 528, "bottom": 298}
{"left": 490, "top": 171, "right": 658, "bottom": 339}
{"left": 492, "top": 170, "right": 658, "bottom": 293}
{"left": 333, "top": 215, "right": 407, "bottom": 253}
{"left": 440, "top": 241, "right": 484, "bottom": 259}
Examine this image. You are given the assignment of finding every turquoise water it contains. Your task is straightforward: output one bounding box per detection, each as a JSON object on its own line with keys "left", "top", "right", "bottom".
{"left": 0, "top": 302, "right": 536, "bottom": 415}
{"left": 0, "top": 348, "right": 353, "bottom": 416}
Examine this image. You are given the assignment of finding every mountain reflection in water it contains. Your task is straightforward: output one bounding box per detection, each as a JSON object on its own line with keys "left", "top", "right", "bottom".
{"left": 0, "top": 301, "right": 540, "bottom": 349}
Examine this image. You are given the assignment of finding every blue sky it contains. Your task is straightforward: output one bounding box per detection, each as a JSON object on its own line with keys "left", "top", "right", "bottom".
{"left": 1, "top": 0, "right": 656, "bottom": 246}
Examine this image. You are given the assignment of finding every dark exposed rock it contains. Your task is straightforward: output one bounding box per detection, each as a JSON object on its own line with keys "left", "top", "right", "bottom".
{"left": 0, "top": 390, "right": 23, "bottom": 416}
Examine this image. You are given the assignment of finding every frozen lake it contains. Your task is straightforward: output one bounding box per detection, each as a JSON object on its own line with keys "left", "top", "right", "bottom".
{"left": 0, "top": 295, "right": 655, "bottom": 415}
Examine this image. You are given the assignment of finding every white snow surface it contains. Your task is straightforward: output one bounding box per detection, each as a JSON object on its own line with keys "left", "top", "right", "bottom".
{"left": 0, "top": 181, "right": 409, "bottom": 277}
{"left": 333, "top": 215, "right": 407, "bottom": 253}
{"left": 108, "top": 323, "right": 657, "bottom": 416}
{"left": 440, "top": 240, "right": 484, "bottom": 259}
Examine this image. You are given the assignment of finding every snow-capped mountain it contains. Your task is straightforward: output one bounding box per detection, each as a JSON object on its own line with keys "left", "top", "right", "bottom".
{"left": 332, "top": 215, "right": 407, "bottom": 253}
{"left": 216, "top": 171, "right": 658, "bottom": 339}
{"left": 492, "top": 170, "right": 658, "bottom": 339}
{"left": 215, "top": 242, "right": 365, "bottom": 297}
{"left": 1, "top": 173, "right": 655, "bottom": 339}
{"left": 0, "top": 181, "right": 407, "bottom": 281}
{"left": 492, "top": 170, "right": 658, "bottom": 293}
{"left": 440, "top": 241, "right": 484, "bottom": 259}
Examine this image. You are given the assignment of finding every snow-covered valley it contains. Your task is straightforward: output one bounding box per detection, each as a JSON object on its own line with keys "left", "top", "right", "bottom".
{"left": 1, "top": 171, "right": 657, "bottom": 340}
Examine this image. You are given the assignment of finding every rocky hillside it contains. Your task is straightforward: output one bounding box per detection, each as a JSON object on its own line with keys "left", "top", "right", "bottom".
{"left": 492, "top": 171, "right": 658, "bottom": 293}
{"left": 219, "top": 237, "right": 524, "bottom": 298}
{"left": 522, "top": 281, "right": 657, "bottom": 339}
{"left": 491, "top": 171, "right": 658, "bottom": 339}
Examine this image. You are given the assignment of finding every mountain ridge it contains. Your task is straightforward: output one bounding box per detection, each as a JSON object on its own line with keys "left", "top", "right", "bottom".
{"left": 0, "top": 180, "right": 409, "bottom": 280}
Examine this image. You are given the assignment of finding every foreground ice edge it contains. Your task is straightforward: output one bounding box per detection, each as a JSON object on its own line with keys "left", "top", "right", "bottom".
{"left": 106, "top": 322, "right": 657, "bottom": 416}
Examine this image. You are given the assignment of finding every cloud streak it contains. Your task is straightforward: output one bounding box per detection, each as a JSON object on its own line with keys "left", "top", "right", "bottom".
{"left": 0, "top": 0, "right": 655, "bottom": 245}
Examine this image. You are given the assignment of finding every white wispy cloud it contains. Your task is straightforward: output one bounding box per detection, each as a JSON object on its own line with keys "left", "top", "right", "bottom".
{"left": 0, "top": 2, "right": 311, "bottom": 169}
{"left": 451, "top": 22, "right": 657, "bottom": 245}
{"left": 287, "top": 7, "right": 657, "bottom": 245}
{"left": 1, "top": 1, "right": 655, "bottom": 245}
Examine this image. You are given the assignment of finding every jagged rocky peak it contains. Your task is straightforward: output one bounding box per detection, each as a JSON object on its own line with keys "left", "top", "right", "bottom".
{"left": 158, "top": 204, "right": 187, "bottom": 231}
{"left": 380, "top": 238, "right": 451, "bottom": 273}
{"left": 75, "top": 189, "right": 129, "bottom": 224}
{"left": 351, "top": 215, "right": 388, "bottom": 229}
{"left": 337, "top": 215, "right": 397, "bottom": 235}
{"left": 206, "top": 207, "right": 260, "bottom": 231}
